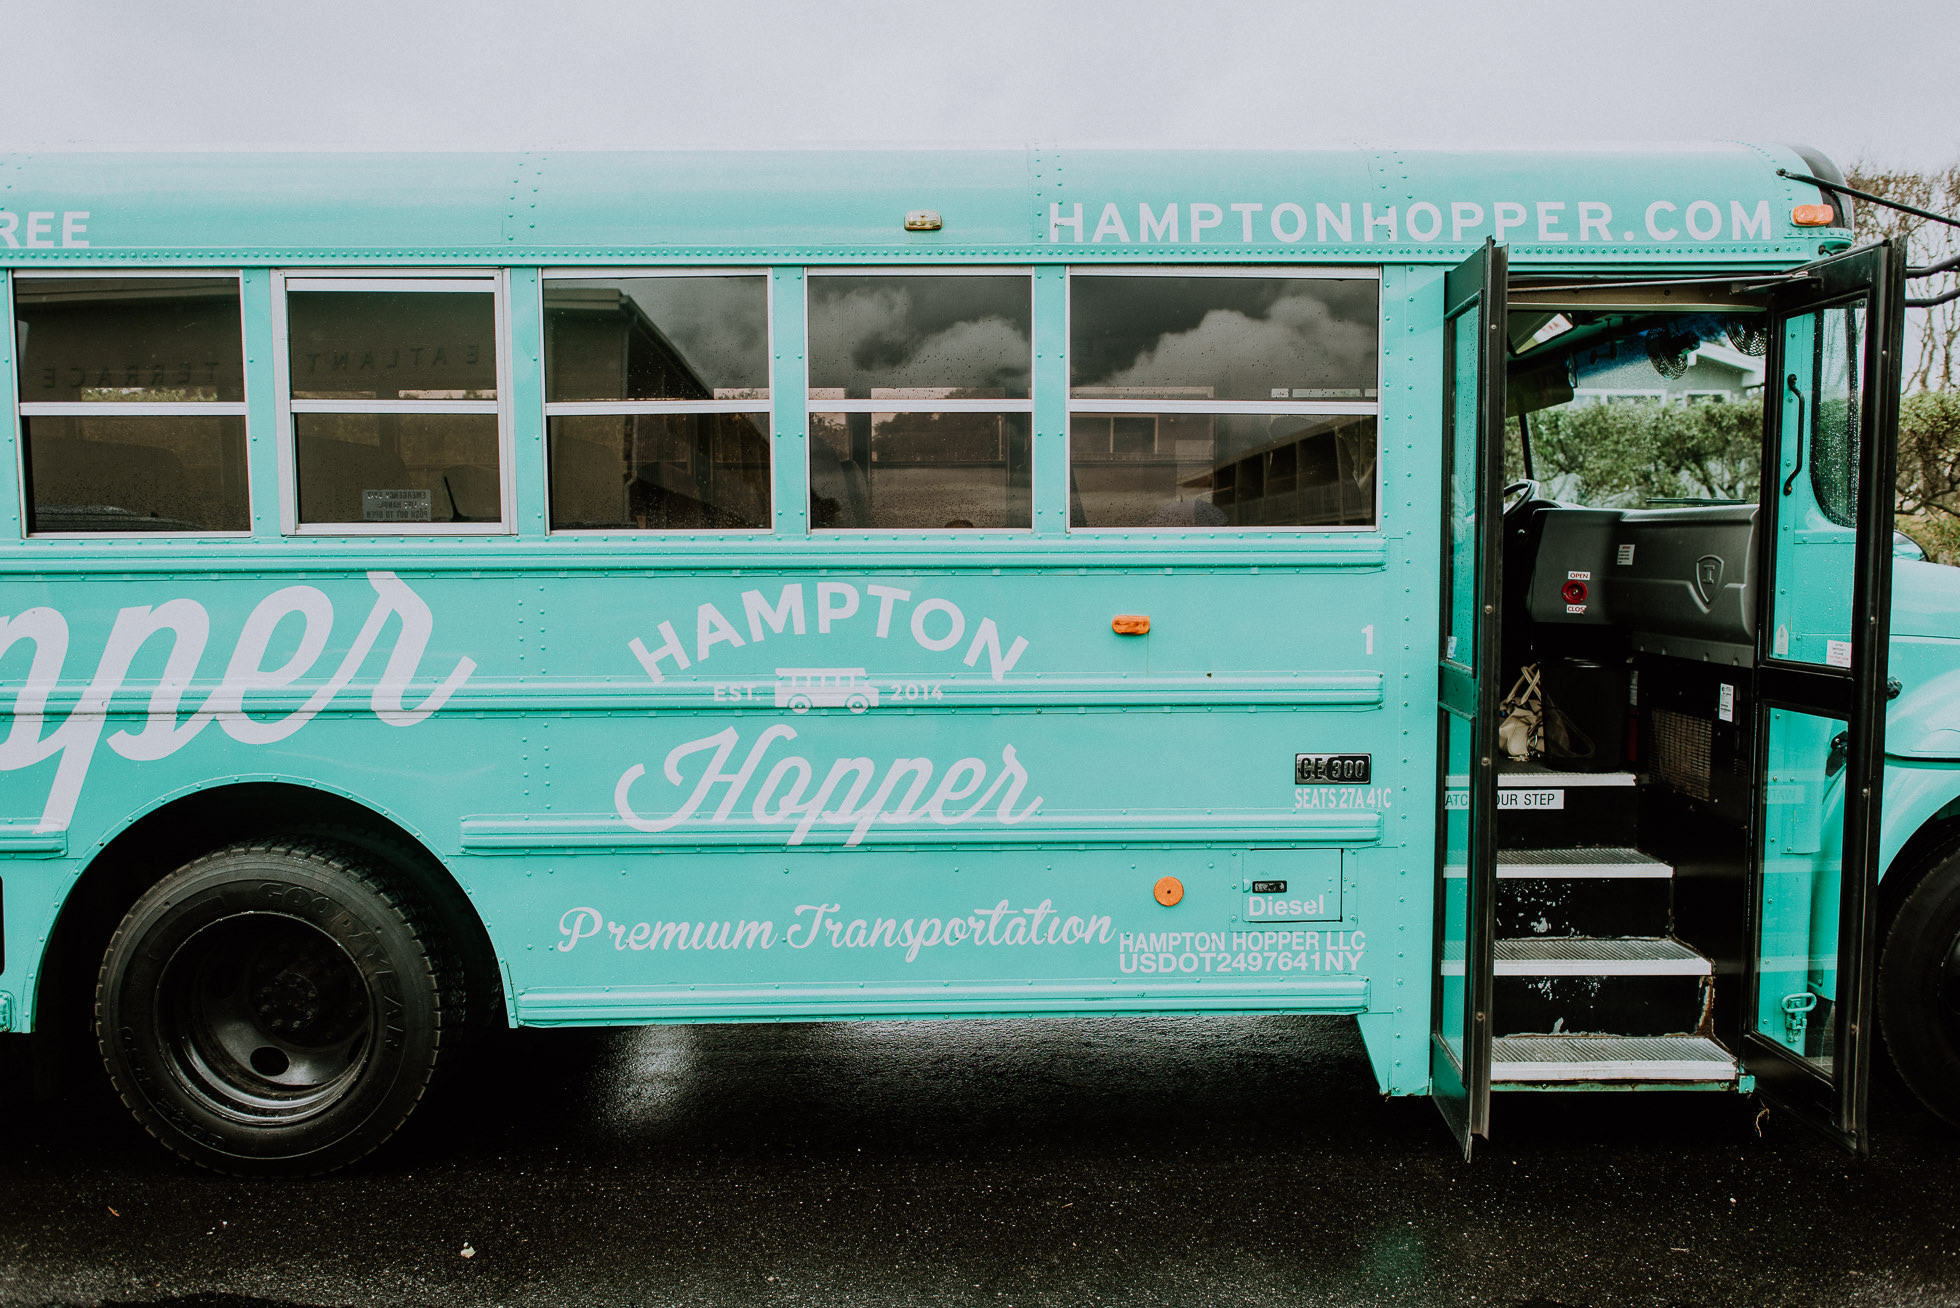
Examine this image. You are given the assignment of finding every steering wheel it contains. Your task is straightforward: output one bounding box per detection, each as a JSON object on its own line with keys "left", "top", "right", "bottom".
{"left": 1502, "top": 479, "right": 1543, "bottom": 517}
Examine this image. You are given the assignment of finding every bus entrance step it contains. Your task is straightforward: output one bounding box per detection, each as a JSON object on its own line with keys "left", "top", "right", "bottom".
{"left": 1494, "top": 765, "right": 1638, "bottom": 849}
{"left": 1489, "top": 937, "right": 1714, "bottom": 1038}
{"left": 1497, "top": 847, "right": 1672, "bottom": 878}
{"left": 1494, "top": 849, "right": 1675, "bottom": 938}
{"left": 1493, "top": 937, "right": 1710, "bottom": 974}
{"left": 1490, "top": 1034, "right": 1735, "bottom": 1085}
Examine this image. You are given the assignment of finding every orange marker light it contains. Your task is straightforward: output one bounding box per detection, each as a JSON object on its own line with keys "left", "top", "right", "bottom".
{"left": 1112, "top": 615, "right": 1151, "bottom": 635}
{"left": 1792, "top": 204, "right": 1836, "bottom": 227}
{"left": 1154, "top": 876, "right": 1184, "bottom": 906}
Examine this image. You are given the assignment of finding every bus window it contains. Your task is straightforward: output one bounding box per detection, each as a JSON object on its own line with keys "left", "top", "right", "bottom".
{"left": 285, "top": 278, "right": 506, "bottom": 530}
{"left": 1808, "top": 303, "right": 1863, "bottom": 528}
{"left": 806, "top": 272, "right": 1032, "bottom": 531}
{"left": 13, "top": 275, "right": 248, "bottom": 534}
{"left": 1504, "top": 310, "right": 1768, "bottom": 507}
{"left": 543, "top": 274, "right": 771, "bottom": 531}
{"left": 1067, "top": 272, "right": 1379, "bottom": 528}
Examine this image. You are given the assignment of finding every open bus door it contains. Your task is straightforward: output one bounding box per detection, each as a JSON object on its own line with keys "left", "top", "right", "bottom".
{"left": 1742, "top": 242, "right": 1905, "bottom": 1155}
{"left": 1432, "top": 240, "right": 1508, "bottom": 1156}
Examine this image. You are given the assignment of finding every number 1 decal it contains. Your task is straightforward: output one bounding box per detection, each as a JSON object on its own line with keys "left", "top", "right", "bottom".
{"left": 1362, "top": 624, "right": 1374, "bottom": 655}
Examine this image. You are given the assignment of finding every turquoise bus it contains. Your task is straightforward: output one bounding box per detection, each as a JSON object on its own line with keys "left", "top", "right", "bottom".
{"left": 0, "top": 146, "right": 1950, "bottom": 1171}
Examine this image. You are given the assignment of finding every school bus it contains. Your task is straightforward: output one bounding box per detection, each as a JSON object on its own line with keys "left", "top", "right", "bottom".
{"left": 0, "top": 145, "right": 1947, "bottom": 1171}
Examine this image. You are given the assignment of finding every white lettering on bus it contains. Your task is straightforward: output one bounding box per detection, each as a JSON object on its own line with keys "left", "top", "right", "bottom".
{"left": 1092, "top": 203, "right": 1130, "bottom": 243}
{"left": 612, "top": 726, "right": 1043, "bottom": 847}
{"left": 1731, "top": 199, "right": 1772, "bottom": 240}
{"left": 1492, "top": 201, "right": 1528, "bottom": 241}
{"left": 0, "top": 572, "right": 475, "bottom": 832}
{"left": 1685, "top": 200, "right": 1723, "bottom": 241}
{"left": 1113, "top": 929, "right": 1366, "bottom": 975}
{"left": 1317, "top": 203, "right": 1351, "bottom": 243}
{"left": 1536, "top": 201, "right": 1569, "bottom": 242}
{"left": 1041, "top": 196, "right": 1783, "bottom": 245}
{"left": 557, "top": 898, "right": 1111, "bottom": 963}
{"left": 0, "top": 210, "right": 88, "bottom": 249}
{"left": 630, "top": 583, "right": 1029, "bottom": 686}
{"left": 1578, "top": 202, "right": 1612, "bottom": 242}
{"left": 1645, "top": 200, "right": 1679, "bottom": 241}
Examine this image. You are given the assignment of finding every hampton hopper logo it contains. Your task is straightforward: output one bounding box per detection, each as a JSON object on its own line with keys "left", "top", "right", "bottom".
{"left": 614, "top": 581, "right": 1044, "bottom": 847}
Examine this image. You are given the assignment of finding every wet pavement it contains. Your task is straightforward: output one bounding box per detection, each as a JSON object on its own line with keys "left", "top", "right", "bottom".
{"left": 0, "top": 1015, "right": 1957, "bottom": 1307}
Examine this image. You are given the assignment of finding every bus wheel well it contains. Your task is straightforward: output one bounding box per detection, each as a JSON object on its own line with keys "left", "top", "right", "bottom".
{"left": 1879, "top": 814, "right": 1960, "bottom": 970}
{"left": 34, "top": 784, "right": 503, "bottom": 1085}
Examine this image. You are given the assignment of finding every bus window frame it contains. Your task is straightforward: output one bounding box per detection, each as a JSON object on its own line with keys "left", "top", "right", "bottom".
{"left": 1062, "top": 264, "right": 1385, "bottom": 535}
{"left": 804, "top": 264, "right": 1036, "bottom": 536}
{"left": 538, "top": 265, "right": 776, "bottom": 537}
{"left": 10, "top": 267, "right": 253, "bottom": 540}
{"left": 272, "top": 268, "right": 515, "bottom": 537}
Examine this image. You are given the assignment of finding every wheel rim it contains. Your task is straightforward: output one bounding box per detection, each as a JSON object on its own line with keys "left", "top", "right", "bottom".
{"left": 156, "top": 912, "right": 376, "bottom": 1123}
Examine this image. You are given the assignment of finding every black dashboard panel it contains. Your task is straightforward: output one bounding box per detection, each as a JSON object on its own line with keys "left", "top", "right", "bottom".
{"left": 1526, "top": 505, "right": 1758, "bottom": 658}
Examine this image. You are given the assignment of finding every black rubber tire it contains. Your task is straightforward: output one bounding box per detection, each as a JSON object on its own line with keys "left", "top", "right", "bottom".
{"left": 95, "top": 840, "right": 445, "bottom": 1175}
{"left": 1880, "top": 850, "right": 1960, "bottom": 1127}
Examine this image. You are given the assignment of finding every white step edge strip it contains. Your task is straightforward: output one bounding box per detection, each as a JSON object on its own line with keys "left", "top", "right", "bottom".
{"left": 1497, "top": 850, "right": 1673, "bottom": 879}
{"left": 1441, "top": 940, "right": 1713, "bottom": 977}
{"left": 1491, "top": 1058, "right": 1735, "bottom": 1082}
{"left": 1445, "top": 850, "right": 1674, "bottom": 880}
{"left": 1450, "top": 771, "right": 1638, "bottom": 789}
{"left": 1493, "top": 958, "right": 1709, "bottom": 976}
{"left": 1439, "top": 960, "right": 1712, "bottom": 976}
{"left": 1498, "top": 770, "right": 1636, "bottom": 788}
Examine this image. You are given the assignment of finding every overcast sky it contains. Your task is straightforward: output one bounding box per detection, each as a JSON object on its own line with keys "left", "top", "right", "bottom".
{"left": 5, "top": 0, "right": 1955, "bottom": 172}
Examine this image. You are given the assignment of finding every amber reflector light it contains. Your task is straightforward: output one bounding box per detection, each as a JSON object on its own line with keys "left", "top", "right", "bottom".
{"left": 1154, "top": 876, "right": 1184, "bottom": 906}
{"left": 1112, "top": 615, "right": 1151, "bottom": 635}
{"left": 1792, "top": 204, "right": 1837, "bottom": 226}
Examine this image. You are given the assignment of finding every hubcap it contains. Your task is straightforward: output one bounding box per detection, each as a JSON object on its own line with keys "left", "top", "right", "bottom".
{"left": 158, "top": 912, "right": 375, "bottom": 1122}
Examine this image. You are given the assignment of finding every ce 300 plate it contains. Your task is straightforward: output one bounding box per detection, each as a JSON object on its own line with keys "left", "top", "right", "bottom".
{"left": 1295, "top": 753, "right": 1372, "bottom": 784}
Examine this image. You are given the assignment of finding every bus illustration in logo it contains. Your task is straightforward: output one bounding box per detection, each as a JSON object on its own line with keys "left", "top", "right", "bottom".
{"left": 775, "top": 667, "right": 881, "bottom": 714}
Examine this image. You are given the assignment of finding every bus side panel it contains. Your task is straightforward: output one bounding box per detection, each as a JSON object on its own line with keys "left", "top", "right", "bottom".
{"left": 490, "top": 563, "right": 1401, "bottom": 1015}
{"left": 1, "top": 557, "right": 1412, "bottom": 1030}
{"left": 1353, "top": 265, "right": 1443, "bottom": 1097}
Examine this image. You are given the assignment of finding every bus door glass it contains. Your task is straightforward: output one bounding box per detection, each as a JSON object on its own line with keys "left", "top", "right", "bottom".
{"left": 1433, "top": 240, "right": 1508, "bottom": 1156}
{"left": 1745, "top": 242, "right": 1904, "bottom": 1155}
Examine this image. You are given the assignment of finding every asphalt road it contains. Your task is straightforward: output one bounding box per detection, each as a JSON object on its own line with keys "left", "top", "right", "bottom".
{"left": 1, "top": 1015, "right": 1957, "bottom": 1308}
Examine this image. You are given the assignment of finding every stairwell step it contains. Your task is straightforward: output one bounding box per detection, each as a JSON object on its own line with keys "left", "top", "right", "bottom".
{"left": 1491, "top": 1034, "right": 1735, "bottom": 1082}
{"left": 1497, "top": 847, "right": 1673, "bottom": 879}
{"left": 1438, "top": 937, "right": 1712, "bottom": 977}
{"left": 1493, "top": 937, "right": 1711, "bottom": 976}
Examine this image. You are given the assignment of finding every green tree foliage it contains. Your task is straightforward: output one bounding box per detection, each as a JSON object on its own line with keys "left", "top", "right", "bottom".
{"left": 1898, "top": 388, "right": 1960, "bottom": 562}
{"left": 1504, "top": 398, "right": 1760, "bottom": 509}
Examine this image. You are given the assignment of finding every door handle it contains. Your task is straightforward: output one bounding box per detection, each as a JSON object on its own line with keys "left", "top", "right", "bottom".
{"left": 1782, "top": 373, "right": 1806, "bottom": 497}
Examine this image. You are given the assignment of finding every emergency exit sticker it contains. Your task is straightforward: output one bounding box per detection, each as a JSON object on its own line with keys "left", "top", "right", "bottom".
{"left": 1617, "top": 543, "right": 1636, "bottom": 565}
{"left": 1826, "top": 639, "right": 1853, "bottom": 669}
{"left": 1718, "top": 683, "right": 1735, "bottom": 723}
